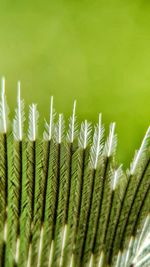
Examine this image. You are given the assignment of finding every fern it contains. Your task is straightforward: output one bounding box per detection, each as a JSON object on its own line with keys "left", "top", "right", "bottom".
{"left": 31, "top": 97, "right": 55, "bottom": 267}
{"left": 0, "top": 79, "right": 150, "bottom": 267}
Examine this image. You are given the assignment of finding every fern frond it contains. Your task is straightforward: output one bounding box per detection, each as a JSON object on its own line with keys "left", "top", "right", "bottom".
{"left": 131, "top": 215, "right": 150, "bottom": 266}
{"left": 116, "top": 148, "right": 150, "bottom": 252}
{"left": 51, "top": 102, "right": 78, "bottom": 266}
{"left": 18, "top": 141, "right": 36, "bottom": 267}
{"left": 30, "top": 141, "right": 44, "bottom": 267}
{"left": 50, "top": 144, "right": 68, "bottom": 267}
{"left": 0, "top": 86, "right": 149, "bottom": 267}
{"left": 61, "top": 149, "right": 84, "bottom": 267}
{"left": 11, "top": 84, "right": 25, "bottom": 266}
{"left": 73, "top": 118, "right": 104, "bottom": 266}
{"left": 108, "top": 127, "right": 150, "bottom": 264}
{"left": 64, "top": 101, "right": 78, "bottom": 224}
{"left": 79, "top": 165, "right": 104, "bottom": 267}
{"left": 11, "top": 140, "right": 23, "bottom": 266}
{"left": 74, "top": 115, "right": 104, "bottom": 266}
{"left": 30, "top": 97, "right": 55, "bottom": 266}
{"left": 62, "top": 121, "right": 91, "bottom": 267}
{"left": 28, "top": 103, "right": 39, "bottom": 217}
{"left": 91, "top": 123, "right": 117, "bottom": 266}
{"left": 123, "top": 166, "right": 150, "bottom": 249}
{"left": 103, "top": 169, "right": 125, "bottom": 265}
{"left": 40, "top": 114, "right": 65, "bottom": 267}
{"left": 76, "top": 120, "right": 92, "bottom": 235}
{"left": 41, "top": 96, "right": 55, "bottom": 224}
{"left": 17, "top": 141, "right": 30, "bottom": 267}
{"left": 116, "top": 215, "right": 150, "bottom": 267}
{"left": 17, "top": 104, "right": 39, "bottom": 267}
{"left": 8, "top": 136, "right": 24, "bottom": 264}
{"left": 38, "top": 140, "right": 56, "bottom": 267}
{"left": 0, "top": 132, "right": 9, "bottom": 266}
{"left": 5, "top": 134, "right": 18, "bottom": 267}
{"left": 101, "top": 166, "right": 123, "bottom": 257}
{"left": 49, "top": 115, "right": 67, "bottom": 267}
{"left": 73, "top": 166, "right": 94, "bottom": 266}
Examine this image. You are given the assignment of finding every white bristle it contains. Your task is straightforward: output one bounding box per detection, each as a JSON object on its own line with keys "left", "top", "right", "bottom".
{"left": 1, "top": 77, "right": 7, "bottom": 133}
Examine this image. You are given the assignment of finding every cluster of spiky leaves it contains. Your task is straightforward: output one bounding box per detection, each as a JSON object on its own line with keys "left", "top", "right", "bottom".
{"left": 0, "top": 78, "right": 150, "bottom": 267}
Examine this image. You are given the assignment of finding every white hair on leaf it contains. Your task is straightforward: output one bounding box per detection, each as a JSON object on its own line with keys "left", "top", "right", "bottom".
{"left": 124, "top": 236, "right": 134, "bottom": 267}
{"left": 88, "top": 254, "right": 93, "bottom": 267}
{"left": 28, "top": 104, "right": 39, "bottom": 141}
{"left": 13, "top": 81, "right": 25, "bottom": 141}
{"left": 0, "top": 77, "right": 9, "bottom": 133}
{"left": 90, "top": 113, "right": 105, "bottom": 169}
{"left": 59, "top": 224, "right": 67, "bottom": 267}
{"left": 104, "top": 122, "right": 117, "bottom": 158}
{"left": 78, "top": 120, "right": 92, "bottom": 149}
{"left": 131, "top": 215, "right": 150, "bottom": 266}
{"left": 115, "top": 251, "right": 122, "bottom": 267}
{"left": 118, "top": 215, "right": 150, "bottom": 267}
{"left": 135, "top": 214, "right": 150, "bottom": 254}
{"left": 111, "top": 165, "right": 123, "bottom": 191}
{"left": 98, "top": 251, "right": 104, "bottom": 267}
{"left": 67, "top": 100, "right": 78, "bottom": 143}
{"left": 43, "top": 96, "right": 55, "bottom": 141}
{"left": 130, "top": 127, "right": 150, "bottom": 175}
{"left": 54, "top": 114, "right": 65, "bottom": 144}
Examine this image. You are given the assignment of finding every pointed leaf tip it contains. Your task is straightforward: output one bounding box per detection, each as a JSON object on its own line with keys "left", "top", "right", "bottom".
{"left": 78, "top": 120, "right": 91, "bottom": 149}
{"left": 90, "top": 113, "right": 104, "bottom": 169}
{"left": 130, "top": 126, "right": 150, "bottom": 175}
{"left": 104, "top": 122, "right": 117, "bottom": 158}
{"left": 112, "top": 165, "right": 123, "bottom": 191}
{"left": 28, "top": 103, "right": 39, "bottom": 141}
{"left": 0, "top": 77, "right": 9, "bottom": 133}
{"left": 49, "top": 96, "right": 54, "bottom": 140}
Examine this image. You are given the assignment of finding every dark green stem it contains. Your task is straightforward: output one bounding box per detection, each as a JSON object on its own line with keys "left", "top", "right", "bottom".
{"left": 42, "top": 140, "right": 51, "bottom": 223}
{"left": 81, "top": 168, "right": 96, "bottom": 261}
{"left": 119, "top": 158, "right": 150, "bottom": 250}
{"left": 92, "top": 157, "right": 109, "bottom": 253}
{"left": 65, "top": 142, "right": 73, "bottom": 224}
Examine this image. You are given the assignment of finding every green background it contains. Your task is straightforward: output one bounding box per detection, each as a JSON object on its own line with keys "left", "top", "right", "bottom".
{"left": 0, "top": 0, "right": 150, "bottom": 166}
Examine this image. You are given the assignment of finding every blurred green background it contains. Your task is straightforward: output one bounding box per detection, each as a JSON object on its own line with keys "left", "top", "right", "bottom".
{"left": 0, "top": 0, "right": 150, "bottom": 166}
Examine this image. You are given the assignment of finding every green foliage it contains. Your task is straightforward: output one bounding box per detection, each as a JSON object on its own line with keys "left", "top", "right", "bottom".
{"left": 0, "top": 82, "right": 150, "bottom": 267}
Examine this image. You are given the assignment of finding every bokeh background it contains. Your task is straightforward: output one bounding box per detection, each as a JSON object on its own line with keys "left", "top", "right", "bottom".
{"left": 0, "top": 0, "right": 150, "bottom": 166}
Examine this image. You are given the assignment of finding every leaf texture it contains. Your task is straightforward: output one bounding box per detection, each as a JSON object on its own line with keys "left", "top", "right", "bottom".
{"left": 0, "top": 88, "right": 149, "bottom": 267}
